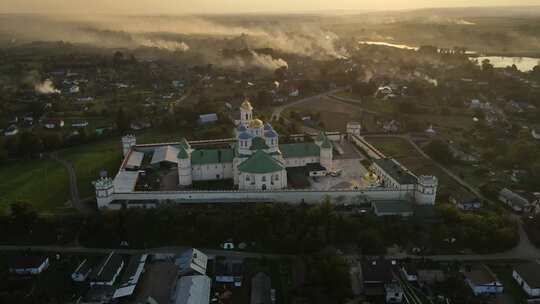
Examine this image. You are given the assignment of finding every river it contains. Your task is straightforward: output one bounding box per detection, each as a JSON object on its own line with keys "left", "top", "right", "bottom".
{"left": 358, "top": 41, "right": 539, "bottom": 72}
{"left": 474, "top": 56, "right": 539, "bottom": 72}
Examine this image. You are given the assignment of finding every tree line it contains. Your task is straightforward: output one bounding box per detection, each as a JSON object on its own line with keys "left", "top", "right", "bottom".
{"left": 0, "top": 200, "right": 519, "bottom": 255}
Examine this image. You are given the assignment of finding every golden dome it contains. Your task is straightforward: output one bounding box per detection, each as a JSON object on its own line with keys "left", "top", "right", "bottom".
{"left": 240, "top": 99, "right": 253, "bottom": 111}
{"left": 249, "top": 119, "right": 264, "bottom": 129}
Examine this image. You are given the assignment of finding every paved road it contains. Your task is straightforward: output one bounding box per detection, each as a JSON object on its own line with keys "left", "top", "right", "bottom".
{"left": 326, "top": 94, "right": 380, "bottom": 115}
{"left": 0, "top": 244, "right": 290, "bottom": 259}
{"left": 271, "top": 87, "right": 350, "bottom": 121}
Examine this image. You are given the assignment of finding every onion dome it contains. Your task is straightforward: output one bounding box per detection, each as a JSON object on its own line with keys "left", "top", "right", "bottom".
{"left": 249, "top": 119, "right": 264, "bottom": 129}
{"left": 240, "top": 99, "right": 253, "bottom": 111}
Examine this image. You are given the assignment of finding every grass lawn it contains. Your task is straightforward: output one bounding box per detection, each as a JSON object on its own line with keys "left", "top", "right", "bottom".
{"left": 0, "top": 127, "right": 223, "bottom": 215}
{"left": 61, "top": 142, "right": 122, "bottom": 200}
{"left": 285, "top": 96, "right": 381, "bottom": 132}
{"left": 0, "top": 158, "right": 70, "bottom": 215}
{"left": 335, "top": 92, "right": 396, "bottom": 114}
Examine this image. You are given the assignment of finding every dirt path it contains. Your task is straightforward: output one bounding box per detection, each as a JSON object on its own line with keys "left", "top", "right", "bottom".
{"left": 48, "top": 153, "right": 94, "bottom": 214}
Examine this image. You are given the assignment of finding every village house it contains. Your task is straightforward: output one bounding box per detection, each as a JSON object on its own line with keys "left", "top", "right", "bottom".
{"left": 171, "top": 275, "right": 211, "bottom": 304}
{"left": 198, "top": 113, "right": 219, "bottom": 125}
{"left": 532, "top": 128, "right": 540, "bottom": 140}
{"left": 450, "top": 192, "right": 482, "bottom": 211}
{"left": 250, "top": 272, "right": 273, "bottom": 304}
{"left": 361, "top": 258, "right": 403, "bottom": 303}
{"left": 463, "top": 264, "right": 503, "bottom": 296}
{"left": 112, "top": 254, "right": 148, "bottom": 300}
{"left": 499, "top": 188, "right": 539, "bottom": 213}
{"left": 513, "top": 262, "right": 540, "bottom": 299}
{"left": 215, "top": 257, "right": 245, "bottom": 287}
{"left": 71, "top": 120, "right": 89, "bottom": 128}
{"left": 401, "top": 261, "right": 446, "bottom": 286}
{"left": 177, "top": 248, "right": 207, "bottom": 276}
{"left": 43, "top": 118, "right": 64, "bottom": 129}
{"left": 4, "top": 124, "right": 18, "bottom": 136}
{"left": 9, "top": 256, "right": 50, "bottom": 275}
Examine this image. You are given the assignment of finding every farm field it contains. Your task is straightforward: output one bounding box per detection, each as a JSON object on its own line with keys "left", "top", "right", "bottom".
{"left": 335, "top": 92, "right": 396, "bottom": 114}
{"left": 0, "top": 128, "right": 184, "bottom": 215}
{"left": 0, "top": 158, "right": 70, "bottom": 215}
{"left": 285, "top": 96, "right": 381, "bottom": 132}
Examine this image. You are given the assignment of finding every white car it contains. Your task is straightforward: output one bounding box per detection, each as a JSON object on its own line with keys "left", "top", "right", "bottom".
{"left": 330, "top": 169, "right": 343, "bottom": 177}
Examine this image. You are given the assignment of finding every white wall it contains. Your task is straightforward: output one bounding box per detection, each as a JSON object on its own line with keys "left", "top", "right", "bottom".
{"left": 192, "top": 163, "right": 233, "bottom": 181}
{"left": 238, "top": 170, "right": 287, "bottom": 190}
{"left": 284, "top": 157, "right": 319, "bottom": 168}
{"left": 112, "top": 187, "right": 409, "bottom": 205}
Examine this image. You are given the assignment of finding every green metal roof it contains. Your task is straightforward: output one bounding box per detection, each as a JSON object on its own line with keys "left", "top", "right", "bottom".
{"left": 373, "top": 158, "right": 417, "bottom": 185}
{"left": 250, "top": 137, "right": 269, "bottom": 150}
{"left": 191, "top": 148, "right": 234, "bottom": 165}
{"left": 237, "top": 150, "right": 284, "bottom": 173}
{"left": 279, "top": 143, "right": 320, "bottom": 159}
{"left": 179, "top": 137, "right": 191, "bottom": 150}
{"left": 178, "top": 147, "right": 190, "bottom": 159}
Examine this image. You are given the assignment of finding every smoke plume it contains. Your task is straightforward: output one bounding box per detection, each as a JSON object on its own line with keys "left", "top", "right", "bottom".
{"left": 35, "top": 79, "right": 60, "bottom": 94}
{"left": 220, "top": 51, "right": 288, "bottom": 71}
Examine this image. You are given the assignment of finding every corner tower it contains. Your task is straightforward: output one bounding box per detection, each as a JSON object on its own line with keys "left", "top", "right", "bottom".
{"left": 415, "top": 175, "right": 438, "bottom": 205}
{"left": 93, "top": 177, "right": 114, "bottom": 208}
{"left": 121, "top": 135, "right": 136, "bottom": 157}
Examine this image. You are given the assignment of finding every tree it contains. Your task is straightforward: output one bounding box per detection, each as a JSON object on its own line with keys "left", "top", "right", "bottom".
{"left": 18, "top": 132, "right": 43, "bottom": 158}
{"left": 0, "top": 146, "right": 7, "bottom": 163}
{"left": 424, "top": 139, "right": 455, "bottom": 164}
{"left": 41, "top": 132, "right": 64, "bottom": 151}
{"left": 351, "top": 81, "right": 377, "bottom": 97}
{"left": 481, "top": 59, "right": 494, "bottom": 75}
{"left": 508, "top": 141, "right": 538, "bottom": 169}
{"left": 255, "top": 90, "right": 273, "bottom": 108}
{"left": 9, "top": 202, "right": 38, "bottom": 235}
{"left": 116, "top": 106, "right": 131, "bottom": 133}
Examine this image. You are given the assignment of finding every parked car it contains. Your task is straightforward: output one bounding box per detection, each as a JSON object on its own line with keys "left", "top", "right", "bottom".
{"left": 330, "top": 169, "right": 343, "bottom": 177}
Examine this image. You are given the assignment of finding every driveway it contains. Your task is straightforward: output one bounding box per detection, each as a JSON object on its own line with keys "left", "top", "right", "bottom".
{"left": 310, "top": 158, "right": 372, "bottom": 191}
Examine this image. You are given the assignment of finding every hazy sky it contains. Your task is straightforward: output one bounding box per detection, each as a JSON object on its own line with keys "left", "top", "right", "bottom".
{"left": 1, "top": 0, "right": 539, "bottom": 14}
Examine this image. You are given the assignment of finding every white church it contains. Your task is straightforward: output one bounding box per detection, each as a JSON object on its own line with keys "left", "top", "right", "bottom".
{"left": 94, "top": 99, "right": 438, "bottom": 209}
{"left": 118, "top": 99, "right": 333, "bottom": 192}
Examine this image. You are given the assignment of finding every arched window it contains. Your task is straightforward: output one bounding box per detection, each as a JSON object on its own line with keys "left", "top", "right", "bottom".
{"left": 262, "top": 175, "right": 267, "bottom": 182}
{"left": 245, "top": 113, "right": 248, "bottom": 120}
